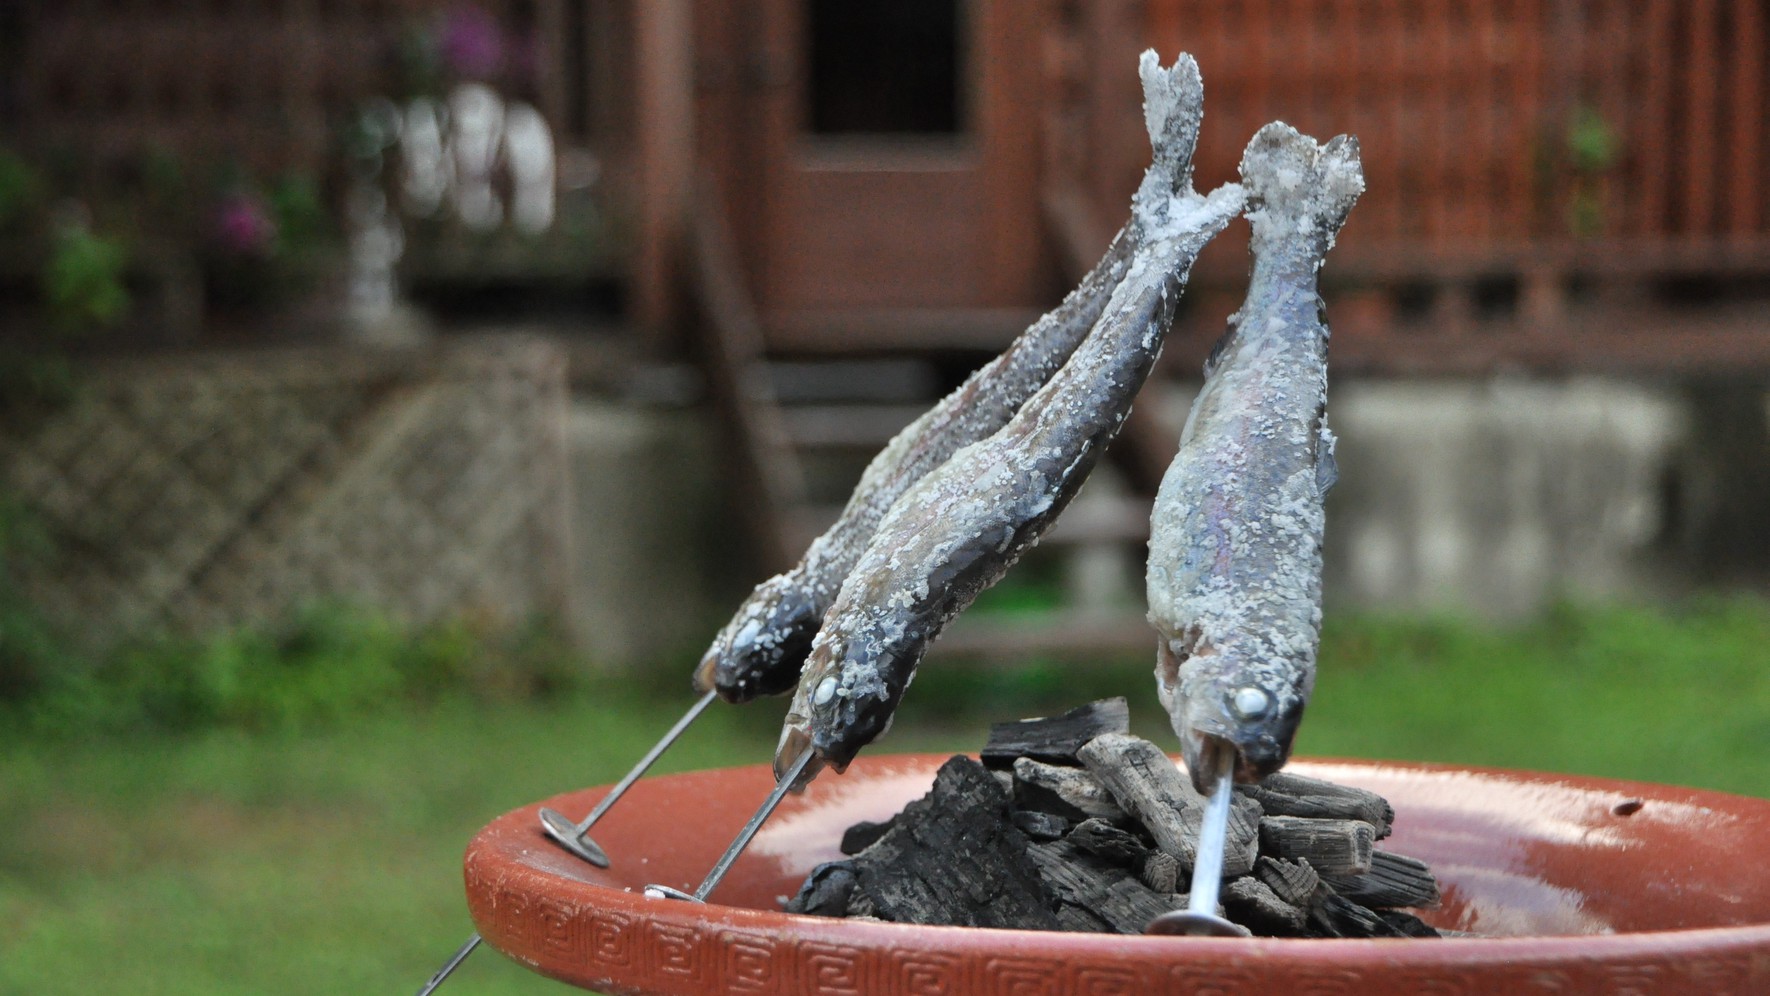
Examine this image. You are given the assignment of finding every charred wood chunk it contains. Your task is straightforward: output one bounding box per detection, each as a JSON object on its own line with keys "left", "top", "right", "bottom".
{"left": 785, "top": 861, "right": 858, "bottom": 917}
{"left": 1307, "top": 891, "right": 1410, "bottom": 938}
{"left": 1028, "top": 840, "right": 1182, "bottom": 935}
{"left": 1077, "top": 733, "right": 1258, "bottom": 877}
{"left": 981, "top": 697, "right": 1131, "bottom": 770}
{"left": 1238, "top": 772, "right": 1395, "bottom": 838}
{"left": 1254, "top": 856, "right": 1321, "bottom": 907}
{"left": 848, "top": 756, "right": 1061, "bottom": 930}
{"left": 1320, "top": 850, "right": 1441, "bottom": 909}
{"left": 1258, "top": 816, "right": 1375, "bottom": 876}
{"left": 1376, "top": 909, "right": 1442, "bottom": 938}
{"left": 1011, "top": 810, "right": 1072, "bottom": 841}
{"left": 1076, "top": 734, "right": 1199, "bottom": 863}
{"left": 1141, "top": 851, "right": 1183, "bottom": 894}
{"left": 1065, "top": 817, "right": 1152, "bottom": 868}
{"left": 840, "top": 818, "right": 895, "bottom": 856}
{"left": 1012, "top": 757, "right": 1127, "bottom": 822}
{"left": 847, "top": 890, "right": 878, "bottom": 918}
{"left": 1222, "top": 876, "right": 1308, "bottom": 935}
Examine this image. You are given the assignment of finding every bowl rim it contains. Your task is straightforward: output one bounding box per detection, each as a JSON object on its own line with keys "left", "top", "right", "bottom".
{"left": 465, "top": 754, "right": 1770, "bottom": 990}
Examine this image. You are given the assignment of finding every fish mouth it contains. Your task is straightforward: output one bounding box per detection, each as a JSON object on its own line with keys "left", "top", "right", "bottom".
{"left": 1181, "top": 727, "right": 1293, "bottom": 793}
{"left": 773, "top": 725, "right": 825, "bottom": 790}
{"left": 693, "top": 587, "right": 820, "bottom": 702}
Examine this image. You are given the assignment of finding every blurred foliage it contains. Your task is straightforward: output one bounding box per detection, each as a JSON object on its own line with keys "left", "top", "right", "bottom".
{"left": 1565, "top": 106, "right": 1620, "bottom": 174}
{"left": 0, "top": 603, "right": 584, "bottom": 739}
{"left": 42, "top": 222, "right": 130, "bottom": 331}
{"left": 0, "top": 148, "right": 43, "bottom": 232}
{"left": 0, "top": 495, "right": 60, "bottom": 708}
{"left": 0, "top": 140, "right": 341, "bottom": 331}
{"left": 1562, "top": 105, "right": 1619, "bottom": 238}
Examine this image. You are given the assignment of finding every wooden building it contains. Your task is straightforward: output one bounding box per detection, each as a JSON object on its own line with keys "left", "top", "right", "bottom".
{"left": 10, "top": 2, "right": 1767, "bottom": 360}
{"left": 6, "top": 2, "right": 1769, "bottom": 633}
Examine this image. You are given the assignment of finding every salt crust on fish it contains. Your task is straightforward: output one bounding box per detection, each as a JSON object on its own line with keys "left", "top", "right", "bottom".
{"left": 1147, "top": 122, "right": 1364, "bottom": 789}
{"left": 778, "top": 53, "right": 1246, "bottom": 779}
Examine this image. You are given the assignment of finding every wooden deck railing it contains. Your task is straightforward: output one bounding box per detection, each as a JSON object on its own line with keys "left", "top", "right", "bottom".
{"left": 1045, "top": 0, "right": 1770, "bottom": 278}
{"left": 1039, "top": 0, "right": 1770, "bottom": 371}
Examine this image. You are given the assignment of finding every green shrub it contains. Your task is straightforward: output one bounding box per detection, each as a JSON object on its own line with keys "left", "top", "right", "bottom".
{"left": 41, "top": 223, "right": 130, "bottom": 331}
{"left": 2, "top": 603, "right": 586, "bottom": 739}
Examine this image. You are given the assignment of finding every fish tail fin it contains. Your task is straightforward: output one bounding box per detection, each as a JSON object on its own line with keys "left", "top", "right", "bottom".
{"left": 1136, "top": 50, "right": 1204, "bottom": 198}
{"left": 1239, "top": 123, "right": 1365, "bottom": 254}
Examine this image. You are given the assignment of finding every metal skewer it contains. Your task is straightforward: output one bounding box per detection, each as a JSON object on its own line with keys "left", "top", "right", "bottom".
{"left": 414, "top": 689, "right": 719, "bottom": 995}
{"left": 645, "top": 749, "right": 816, "bottom": 904}
{"left": 1145, "top": 766, "right": 1252, "bottom": 937}
{"left": 540, "top": 689, "right": 719, "bottom": 866}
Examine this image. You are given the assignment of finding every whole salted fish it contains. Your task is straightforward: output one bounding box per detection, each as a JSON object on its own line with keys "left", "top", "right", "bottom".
{"left": 776, "top": 54, "right": 1246, "bottom": 783}
{"left": 1146, "top": 123, "right": 1364, "bottom": 793}
{"left": 691, "top": 48, "right": 1208, "bottom": 706}
{"left": 691, "top": 245, "right": 1139, "bottom": 703}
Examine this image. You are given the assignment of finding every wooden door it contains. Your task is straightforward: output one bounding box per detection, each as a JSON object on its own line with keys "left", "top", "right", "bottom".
{"left": 746, "top": 0, "right": 1044, "bottom": 338}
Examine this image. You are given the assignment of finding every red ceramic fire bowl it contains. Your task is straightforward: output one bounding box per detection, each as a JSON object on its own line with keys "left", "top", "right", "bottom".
{"left": 464, "top": 756, "right": 1770, "bottom": 994}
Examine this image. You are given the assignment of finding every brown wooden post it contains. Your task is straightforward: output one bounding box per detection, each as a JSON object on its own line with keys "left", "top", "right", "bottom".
{"left": 978, "top": 0, "right": 1046, "bottom": 306}
{"left": 634, "top": 0, "right": 695, "bottom": 352}
{"left": 1684, "top": 0, "right": 1721, "bottom": 238}
{"left": 1637, "top": 0, "right": 1676, "bottom": 241}
{"left": 1727, "top": 0, "right": 1764, "bottom": 239}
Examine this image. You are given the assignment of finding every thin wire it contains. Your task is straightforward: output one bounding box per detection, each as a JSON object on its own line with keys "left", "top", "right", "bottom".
{"left": 415, "top": 689, "right": 720, "bottom": 994}
{"left": 1187, "top": 766, "right": 1235, "bottom": 916}
{"left": 574, "top": 690, "right": 718, "bottom": 835}
{"left": 693, "top": 750, "right": 815, "bottom": 902}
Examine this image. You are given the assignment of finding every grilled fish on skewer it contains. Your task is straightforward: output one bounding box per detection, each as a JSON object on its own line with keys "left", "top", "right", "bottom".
{"left": 691, "top": 229, "right": 1132, "bottom": 702}
{"left": 695, "top": 238, "right": 1155, "bottom": 699}
{"left": 1147, "top": 123, "right": 1365, "bottom": 794}
{"left": 775, "top": 53, "right": 1246, "bottom": 784}
{"left": 693, "top": 45, "right": 1219, "bottom": 707}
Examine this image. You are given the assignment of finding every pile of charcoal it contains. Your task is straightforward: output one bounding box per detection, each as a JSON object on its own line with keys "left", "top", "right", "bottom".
{"left": 785, "top": 699, "right": 1443, "bottom": 938}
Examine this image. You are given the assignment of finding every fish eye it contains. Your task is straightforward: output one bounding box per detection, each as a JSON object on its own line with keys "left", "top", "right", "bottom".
{"left": 1229, "top": 686, "right": 1272, "bottom": 720}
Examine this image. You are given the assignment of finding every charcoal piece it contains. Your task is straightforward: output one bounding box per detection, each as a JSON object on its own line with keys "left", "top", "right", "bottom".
{"left": 981, "top": 697, "right": 1131, "bottom": 769}
{"left": 1237, "top": 772, "right": 1395, "bottom": 838}
{"left": 1028, "top": 840, "right": 1181, "bottom": 934}
{"left": 1012, "top": 810, "right": 1071, "bottom": 841}
{"left": 849, "top": 756, "right": 1061, "bottom": 930}
{"left": 847, "top": 890, "right": 877, "bottom": 918}
{"left": 1376, "top": 909, "right": 1442, "bottom": 938}
{"left": 1077, "top": 733, "right": 1258, "bottom": 877}
{"left": 1065, "top": 818, "right": 1151, "bottom": 868}
{"left": 1141, "top": 851, "right": 1182, "bottom": 893}
{"left": 1254, "top": 856, "right": 1320, "bottom": 907}
{"left": 840, "top": 818, "right": 895, "bottom": 855}
{"left": 1012, "top": 757, "right": 1127, "bottom": 822}
{"left": 1320, "top": 850, "right": 1441, "bottom": 909}
{"left": 785, "top": 861, "right": 859, "bottom": 917}
{"left": 1222, "top": 876, "right": 1307, "bottom": 935}
{"left": 1307, "top": 891, "right": 1411, "bottom": 938}
{"left": 1258, "top": 816, "right": 1375, "bottom": 876}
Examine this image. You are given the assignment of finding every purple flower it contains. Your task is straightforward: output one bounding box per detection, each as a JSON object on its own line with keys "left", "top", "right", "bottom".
{"left": 214, "top": 193, "right": 276, "bottom": 256}
{"left": 440, "top": 6, "right": 504, "bottom": 80}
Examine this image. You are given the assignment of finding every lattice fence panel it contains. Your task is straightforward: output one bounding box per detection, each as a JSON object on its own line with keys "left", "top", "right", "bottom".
{"left": 0, "top": 338, "right": 571, "bottom": 636}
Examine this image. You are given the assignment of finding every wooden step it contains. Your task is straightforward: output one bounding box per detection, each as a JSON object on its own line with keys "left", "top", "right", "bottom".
{"left": 762, "top": 358, "right": 940, "bottom": 404}
{"left": 779, "top": 403, "right": 927, "bottom": 449}
{"left": 790, "top": 494, "right": 1150, "bottom": 552}
{"left": 765, "top": 307, "right": 1046, "bottom": 354}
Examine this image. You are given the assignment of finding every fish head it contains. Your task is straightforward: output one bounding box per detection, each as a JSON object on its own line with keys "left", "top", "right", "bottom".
{"left": 773, "top": 625, "right": 907, "bottom": 785}
{"left": 1157, "top": 633, "right": 1312, "bottom": 793}
{"left": 693, "top": 574, "right": 821, "bottom": 703}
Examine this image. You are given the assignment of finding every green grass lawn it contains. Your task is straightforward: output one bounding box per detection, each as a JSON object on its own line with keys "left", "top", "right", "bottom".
{"left": 0, "top": 598, "right": 1765, "bottom": 993}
